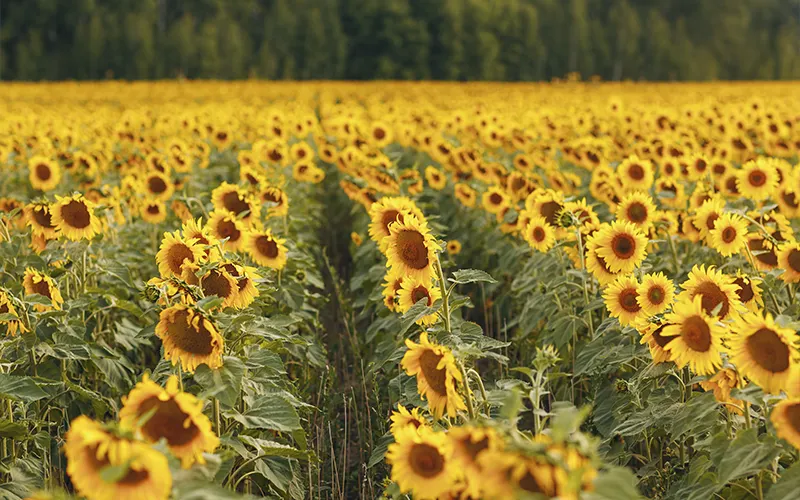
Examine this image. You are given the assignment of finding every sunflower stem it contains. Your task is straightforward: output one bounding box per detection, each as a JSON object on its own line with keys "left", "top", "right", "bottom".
{"left": 213, "top": 397, "right": 222, "bottom": 436}
{"left": 457, "top": 361, "right": 475, "bottom": 421}
{"left": 744, "top": 401, "right": 752, "bottom": 429}
{"left": 574, "top": 221, "right": 594, "bottom": 337}
{"left": 434, "top": 256, "right": 451, "bottom": 335}
{"left": 665, "top": 229, "right": 680, "bottom": 275}
{"left": 468, "top": 368, "right": 489, "bottom": 414}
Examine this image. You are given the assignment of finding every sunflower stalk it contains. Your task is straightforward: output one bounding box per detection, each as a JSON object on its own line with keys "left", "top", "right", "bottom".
{"left": 434, "top": 256, "right": 451, "bottom": 334}
{"left": 457, "top": 361, "right": 475, "bottom": 421}
{"left": 213, "top": 397, "right": 221, "bottom": 437}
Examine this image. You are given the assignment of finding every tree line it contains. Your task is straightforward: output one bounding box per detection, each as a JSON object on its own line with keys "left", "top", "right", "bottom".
{"left": 2, "top": 0, "right": 800, "bottom": 81}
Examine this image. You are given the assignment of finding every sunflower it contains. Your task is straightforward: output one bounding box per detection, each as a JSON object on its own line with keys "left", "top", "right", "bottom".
{"left": 51, "top": 194, "right": 102, "bottom": 241}
{"left": 737, "top": 158, "right": 778, "bottom": 201}
{"left": 0, "top": 292, "right": 27, "bottom": 336}
{"left": 615, "top": 191, "right": 656, "bottom": 231}
{"left": 708, "top": 212, "right": 748, "bottom": 257}
{"left": 603, "top": 275, "right": 642, "bottom": 327}
{"left": 155, "top": 304, "right": 224, "bottom": 373}
{"left": 385, "top": 215, "right": 441, "bottom": 284}
{"left": 692, "top": 197, "right": 726, "bottom": 241}
{"left": 632, "top": 273, "right": 672, "bottom": 316}
{"left": 367, "top": 196, "right": 425, "bottom": 251}
{"left": 617, "top": 155, "right": 654, "bottom": 191}
{"left": 141, "top": 171, "right": 174, "bottom": 201}
{"left": 747, "top": 234, "right": 779, "bottom": 271}
{"left": 24, "top": 202, "right": 57, "bottom": 239}
{"left": 28, "top": 156, "right": 62, "bottom": 192}
{"left": 199, "top": 268, "right": 239, "bottom": 309}
{"left": 678, "top": 264, "right": 740, "bottom": 320}
{"left": 563, "top": 198, "right": 599, "bottom": 228}
{"left": 350, "top": 232, "right": 363, "bottom": 247}
{"left": 401, "top": 332, "right": 466, "bottom": 419}
{"left": 519, "top": 216, "right": 555, "bottom": 253}
{"left": 289, "top": 142, "right": 314, "bottom": 162}
{"left": 220, "top": 263, "right": 261, "bottom": 309}
{"left": 592, "top": 220, "right": 648, "bottom": 274}
{"left": 260, "top": 186, "right": 289, "bottom": 218}
{"left": 585, "top": 236, "right": 621, "bottom": 286}
{"left": 64, "top": 416, "right": 172, "bottom": 500}
{"left": 778, "top": 242, "right": 800, "bottom": 283}
{"left": 733, "top": 273, "right": 763, "bottom": 313}
{"left": 397, "top": 278, "right": 442, "bottom": 326}
{"left": 699, "top": 368, "right": 745, "bottom": 414}
{"left": 771, "top": 398, "right": 800, "bottom": 449}
{"left": 425, "top": 166, "right": 447, "bottom": 191}
{"left": 481, "top": 186, "right": 510, "bottom": 215}
{"left": 181, "top": 218, "right": 220, "bottom": 261}
{"left": 245, "top": 229, "right": 288, "bottom": 270}
{"left": 387, "top": 425, "right": 460, "bottom": 500}
{"left": 207, "top": 211, "right": 246, "bottom": 252}
{"left": 446, "top": 240, "right": 461, "bottom": 255}
{"left": 155, "top": 231, "right": 205, "bottom": 279}
{"left": 447, "top": 426, "right": 502, "bottom": 499}
{"left": 454, "top": 183, "right": 477, "bottom": 208}
{"left": 729, "top": 312, "right": 798, "bottom": 394}
{"left": 381, "top": 269, "right": 404, "bottom": 312}
{"left": 211, "top": 183, "right": 260, "bottom": 225}
{"left": 662, "top": 295, "right": 725, "bottom": 375}
{"left": 22, "top": 268, "right": 63, "bottom": 311}
{"left": 636, "top": 318, "right": 676, "bottom": 364}
{"left": 527, "top": 189, "right": 565, "bottom": 227}
{"left": 120, "top": 374, "right": 219, "bottom": 468}
{"left": 477, "top": 450, "right": 565, "bottom": 499}
{"left": 389, "top": 405, "right": 428, "bottom": 434}
{"left": 140, "top": 199, "right": 167, "bottom": 224}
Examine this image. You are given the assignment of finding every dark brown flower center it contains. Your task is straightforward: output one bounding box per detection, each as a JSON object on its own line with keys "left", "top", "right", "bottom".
{"left": 216, "top": 219, "right": 241, "bottom": 242}
{"left": 628, "top": 164, "right": 645, "bottom": 180}
{"left": 137, "top": 396, "right": 201, "bottom": 446}
{"left": 786, "top": 402, "right": 800, "bottom": 433}
{"left": 694, "top": 281, "right": 730, "bottom": 318}
{"left": 32, "top": 207, "right": 55, "bottom": 229}
{"left": 721, "top": 226, "right": 737, "bottom": 244}
{"left": 619, "top": 288, "right": 640, "bottom": 313}
{"left": 408, "top": 443, "right": 444, "bottom": 478}
{"left": 651, "top": 323, "right": 675, "bottom": 348}
{"left": 165, "top": 309, "right": 215, "bottom": 355}
{"left": 648, "top": 286, "right": 665, "bottom": 305}
{"left": 540, "top": 201, "right": 562, "bottom": 225}
{"left": 411, "top": 286, "right": 431, "bottom": 305}
{"left": 35, "top": 163, "right": 52, "bottom": 181}
{"left": 397, "top": 230, "right": 429, "bottom": 270}
{"left": 611, "top": 233, "right": 636, "bottom": 258}
{"left": 201, "top": 270, "right": 233, "bottom": 300}
{"left": 627, "top": 203, "right": 648, "bottom": 223}
{"left": 222, "top": 191, "right": 250, "bottom": 217}
{"left": 734, "top": 277, "right": 754, "bottom": 302}
{"left": 746, "top": 328, "right": 790, "bottom": 373}
{"left": 787, "top": 249, "right": 800, "bottom": 272}
{"left": 255, "top": 236, "right": 279, "bottom": 259}
{"left": 532, "top": 227, "right": 546, "bottom": 242}
{"left": 681, "top": 315, "right": 712, "bottom": 352}
{"left": 381, "top": 210, "right": 403, "bottom": 233}
{"left": 748, "top": 170, "right": 767, "bottom": 187}
{"left": 419, "top": 349, "right": 447, "bottom": 396}
{"left": 148, "top": 176, "right": 168, "bottom": 194}
{"left": 61, "top": 200, "right": 91, "bottom": 229}
{"left": 167, "top": 243, "right": 195, "bottom": 275}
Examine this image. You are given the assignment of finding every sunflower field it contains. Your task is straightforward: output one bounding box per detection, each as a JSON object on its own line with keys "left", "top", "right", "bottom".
{"left": 0, "top": 81, "right": 800, "bottom": 500}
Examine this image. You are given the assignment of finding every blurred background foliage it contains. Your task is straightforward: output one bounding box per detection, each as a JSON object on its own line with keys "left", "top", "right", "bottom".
{"left": 1, "top": 0, "right": 800, "bottom": 82}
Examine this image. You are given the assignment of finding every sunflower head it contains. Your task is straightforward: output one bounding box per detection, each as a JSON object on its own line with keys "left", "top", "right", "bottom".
{"left": 120, "top": 374, "right": 219, "bottom": 468}
{"left": 155, "top": 230, "right": 206, "bottom": 279}
{"left": 154, "top": 304, "right": 224, "bottom": 373}
{"left": 636, "top": 272, "right": 675, "bottom": 315}
{"left": 679, "top": 264, "right": 740, "bottom": 320}
{"left": 386, "top": 426, "right": 460, "bottom": 500}
{"left": 389, "top": 405, "right": 428, "bottom": 435}
{"left": 28, "top": 156, "right": 62, "bottom": 192}
{"left": 662, "top": 295, "right": 725, "bottom": 375}
{"left": 593, "top": 220, "right": 648, "bottom": 274}
{"left": 368, "top": 196, "right": 425, "bottom": 252}
{"left": 51, "top": 193, "right": 101, "bottom": 241}
{"left": 385, "top": 215, "right": 441, "bottom": 283}
{"left": 729, "top": 312, "right": 798, "bottom": 394}
{"left": 22, "top": 268, "right": 63, "bottom": 312}
{"left": 771, "top": 398, "right": 800, "bottom": 450}
{"left": 603, "top": 274, "right": 642, "bottom": 327}
{"left": 397, "top": 277, "right": 442, "bottom": 326}
{"left": 708, "top": 212, "right": 748, "bottom": 257}
{"left": 401, "top": 332, "right": 465, "bottom": 419}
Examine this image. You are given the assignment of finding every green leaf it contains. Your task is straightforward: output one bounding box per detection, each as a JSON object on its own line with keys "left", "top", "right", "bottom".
{"left": 398, "top": 299, "right": 440, "bottom": 336}
{"left": 173, "top": 479, "right": 255, "bottom": 500}
{"left": 0, "top": 313, "right": 20, "bottom": 322}
{"left": 0, "top": 420, "right": 26, "bottom": 439}
{"left": 225, "top": 395, "right": 302, "bottom": 432}
{"left": 449, "top": 269, "right": 498, "bottom": 285}
{"left": 24, "top": 293, "right": 53, "bottom": 306}
{"left": 196, "top": 296, "right": 224, "bottom": 311}
{"left": 238, "top": 435, "right": 308, "bottom": 460}
{"left": 586, "top": 467, "right": 645, "bottom": 500}
{"left": 367, "top": 433, "right": 394, "bottom": 468}
{"left": 99, "top": 462, "right": 130, "bottom": 483}
{"left": 194, "top": 356, "right": 245, "bottom": 408}
{"left": 765, "top": 461, "right": 800, "bottom": 500}
{"left": 712, "top": 428, "right": 779, "bottom": 484}
{"left": 0, "top": 374, "right": 48, "bottom": 403}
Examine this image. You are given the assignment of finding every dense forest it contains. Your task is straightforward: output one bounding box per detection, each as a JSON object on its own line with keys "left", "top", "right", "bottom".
{"left": 2, "top": 0, "right": 800, "bottom": 81}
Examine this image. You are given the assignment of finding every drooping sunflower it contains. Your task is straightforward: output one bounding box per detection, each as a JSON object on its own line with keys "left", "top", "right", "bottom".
{"left": 678, "top": 264, "right": 740, "bottom": 320}
{"left": 207, "top": 211, "right": 246, "bottom": 252}
{"left": 615, "top": 191, "right": 656, "bottom": 231}
{"left": 389, "top": 405, "right": 428, "bottom": 434}
{"left": 155, "top": 231, "right": 205, "bottom": 279}
{"left": 603, "top": 275, "right": 642, "bottom": 327}
{"left": 778, "top": 242, "right": 800, "bottom": 283}
{"left": 708, "top": 212, "right": 749, "bottom": 257}
{"left": 523, "top": 216, "right": 556, "bottom": 253}
{"left": 397, "top": 277, "right": 442, "bottom": 326}
{"left": 592, "top": 220, "right": 648, "bottom": 274}
{"left": 401, "top": 332, "right": 466, "bottom": 419}
{"left": 367, "top": 196, "right": 425, "bottom": 251}
{"left": 772, "top": 398, "right": 800, "bottom": 449}
{"left": 729, "top": 312, "right": 798, "bottom": 394}
{"left": 477, "top": 450, "right": 565, "bottom": 500}
{"left": 64, "top": 416, "right": 172, "bottom": 500}
{"left": 28, "top": 156, "right": 62, "bottom": 192}
{"left": 385, "top": 215, "right": 441, "bottom": 284}
{"left": 699, "top": 368, "right": 744, "bottom": 414}
{"left": 636, "top": 272, "right": 675, "bottom": 315}
{"left": 0, "top": 292, "right": 26, "bottom": 336}
{"left": 737, "top": 158, "right": 778, "bottom": 201}
{"left": 386, "top": 425, "right": 461, "bottom": 500}
{"left": 636, "top": 318, "right": 675, "bottom": 364}
{"left": 662, "top": 295, "right": 725, "bottom": 375}
{"left": 447, "top": 426, "right": 502, "bottom": 499}
{"left": 120, "top": 374, "right": 219, "bottom": 468}
{"left": 51, "top": 194, "right": 102, "bottom": 241}
{"left": 22, "top": 268, "right": 63, "bottom": 311}
{"left": 24, "top": 202, "right": 58, "bottom": 239}
{"left": 245, "top": 229, "right": 288, "bottom": 270}
{"left": 155, "top": 304, "right": 224, "bottom": 373}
